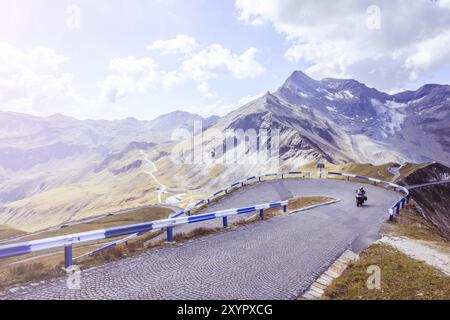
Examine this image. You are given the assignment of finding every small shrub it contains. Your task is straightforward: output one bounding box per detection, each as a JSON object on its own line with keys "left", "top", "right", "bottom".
{"left": 127, "top": 239, "right": 144, "bottom": 253}
{"left": 8, "top": 262, "right": 45, "bottom": 278}
{"left": 99, "top": 246, "right": 124, "bottom": 261}
{"left": 2, "top": 262, "right": 63, "bottom": 289}
{"left": 173, "top": 227, "right": 218, "bottom": 241}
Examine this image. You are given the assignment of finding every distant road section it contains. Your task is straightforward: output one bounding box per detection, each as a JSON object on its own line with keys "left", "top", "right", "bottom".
{"left": 0, "top": 178, "right": 399, "bottom": 300}
{"left": 407, "top": 180, "right": 450, "bottom": 189}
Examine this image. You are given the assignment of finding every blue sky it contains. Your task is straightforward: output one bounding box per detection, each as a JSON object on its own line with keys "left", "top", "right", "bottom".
{"left": 1, "top": 0, "right": 450, "bottom": 120}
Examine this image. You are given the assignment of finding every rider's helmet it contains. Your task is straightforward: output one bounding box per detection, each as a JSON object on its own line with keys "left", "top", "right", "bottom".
{"left": 360, "top": 186, "right": 364, "bottom": 190}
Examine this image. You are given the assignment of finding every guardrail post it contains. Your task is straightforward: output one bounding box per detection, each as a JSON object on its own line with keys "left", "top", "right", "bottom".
{"left": 222, "top": 216, "right": 228, "bottom": 228}
{"left": 259, "top": 209, "right": 264, "bottom": 220}
{"left": 401, "top": 198, "right": 406, "bottom": 209}
{"left": 258, "top": 177, "right": 262, "bottom": 182}
{"left": 187, "top": 210, "right": 191, "bottom": 216}
{"left": 281, "top": 174, "right": 284, "bottom": 179}
{"left": 225, "top": 189, "right": 228, "bottom": 194}
{"left": 389, "top": 209, "right": 395, "bottom": 222}
{"left": 64, "top": 244, "right": 73, "bottom": 268}
{"left": 283, "top": 204, "right": 287, "bottom": 213}
{"left": 207, "top": 199, "right": 210, "bottom": 204}
{"left": 406, "top": 194, "right": 410, "bottom": 204}
{"left": 393, "top": 186, "right": 397, "bottom": 191}
{"left": 395, "top": 203, "right": 400, "bottom": 214}
{"left": 167, "top": 226, "right": 174, "bottom": 242}
{"left": 347, "top": 176, "right": 350, "bottom": 181}
{"left": 241, "top": 182, "right": 244, "bottom": 187}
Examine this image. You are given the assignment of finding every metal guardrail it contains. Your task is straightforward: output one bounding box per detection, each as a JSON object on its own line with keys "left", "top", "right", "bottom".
{"left": 323, "top": 171, "right": 410, "bottom": 221}
{"left": 0, "top": 200, "right": 288, "bottom": 268}
{"left": 79, "top": 171, "right": 310, "bottom": 260}
{"left": 0, "top": 170, "right": 409, "bottom": 269}
{"left": 171, "top": 171, "right": 310, "bottom": 218}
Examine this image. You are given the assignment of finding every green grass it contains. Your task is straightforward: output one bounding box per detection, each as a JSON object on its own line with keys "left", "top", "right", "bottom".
{"left": 324, "top": 244, "right": 450, "bottom": 300}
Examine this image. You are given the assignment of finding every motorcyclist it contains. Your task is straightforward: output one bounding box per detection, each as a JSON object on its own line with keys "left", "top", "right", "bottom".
{"left": 356, "top": 186, "right": 367, "bottom": 206}
{"left": 357, "top": 186, "right": 366, "bottom": 198}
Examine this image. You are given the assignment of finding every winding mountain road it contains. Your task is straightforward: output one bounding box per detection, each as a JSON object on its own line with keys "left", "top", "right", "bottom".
{"left": 0, "top": 178, "right": 399, "bottom": 300}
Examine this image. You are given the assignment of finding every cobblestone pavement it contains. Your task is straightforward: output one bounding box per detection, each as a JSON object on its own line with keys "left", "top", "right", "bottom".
{"left": 0, "top": 178, "right": 399, "bottom": 300}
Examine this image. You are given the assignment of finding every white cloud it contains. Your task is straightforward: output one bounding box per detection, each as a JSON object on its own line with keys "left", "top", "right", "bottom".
{"left": 99, "top": 56, "right": 160, "bottom": 102}
{"left": 165, "top": 44, "right": 265, "bottom": 87}
{"left": 0, "top": 43, "right": 68, "bottom": 75}
{"left": 405, "top": 29, "right": 450, "bottom": 81}
{"left": 1, "top": 38, "right": 266, "bottom": 117}
{"left": 207, "top": 92, "right": 265, "bottom": 116}
{"left": 196, "top": 82, "right": 216, "bottom": 98}
{"left": 102, "top": 37, "right": 265, "bottom": 102}
{"left": 0, "top": 43, "right": 93, "bottom": 118}
{"left": 235, "top": 0, "right": 450, "bottom": 90}
{"left": 175, "top": 92, "right": 264, "bottom": 118}
{"left": 146, "top": 34, "right": 198, "bottom": 56}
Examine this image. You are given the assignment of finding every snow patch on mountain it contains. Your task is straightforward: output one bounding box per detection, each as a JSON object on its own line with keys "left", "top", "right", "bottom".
{"left": 371, "top": 99, "right": 407, "bottom": 137}
{"left": 350, "top": 135, "right": 406, "bottom": 164}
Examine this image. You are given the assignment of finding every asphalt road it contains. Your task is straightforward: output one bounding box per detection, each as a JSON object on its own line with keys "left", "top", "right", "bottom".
{"left": 0, "top": 178, "right": 399, "bottom": 300}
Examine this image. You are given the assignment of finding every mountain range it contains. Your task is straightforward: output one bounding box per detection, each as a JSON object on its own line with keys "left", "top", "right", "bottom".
{"left": 0, "top": 70, "right": 449, "bottom": 231}
{"left": 206, "top": 71, "right": 449, "bottom": 166}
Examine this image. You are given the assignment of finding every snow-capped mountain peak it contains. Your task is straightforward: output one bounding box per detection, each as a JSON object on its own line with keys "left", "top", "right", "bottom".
{"left": 211, "top": 70, "right": 450, "bottom": 166}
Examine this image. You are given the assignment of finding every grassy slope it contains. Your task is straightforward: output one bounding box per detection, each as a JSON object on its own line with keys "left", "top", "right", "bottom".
{"left": 398, "top": 162, "right": 433, "bottom": 182}
{"left": 0, "top": 172, "right": 160, "bottom": 232}
{"left": 0, "top": 225, "right": 26, "bottom": 240}
{"left": 10, "top": 206, "right": 173, "bottom": 242}
{"left": 324, "top": 243, "right": 450, "bottom": 300}
{"left": 300, "top": 161, "right": 396, "bottom": 181}
{"left": 381, "top": 202, "right": 448, "bottom": 243}
{"left": 395, "top": 162, "right": 450, "bottom": 239}
{"left": 324, "top": 203, "right": 450, "bottom": 300}
{"left": 0, "top": 151, "right": 165, "bottom": 232}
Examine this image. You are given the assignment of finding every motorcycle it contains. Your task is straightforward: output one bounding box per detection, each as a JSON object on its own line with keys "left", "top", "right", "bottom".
{"left": 356, "top": 195, "right": 365, "bottom": 207}
{"left": 356, "top": 191, "right": 367, "bottom": 207}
